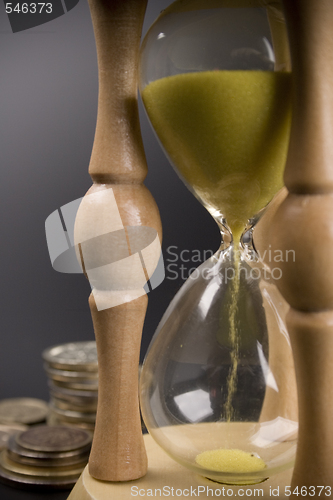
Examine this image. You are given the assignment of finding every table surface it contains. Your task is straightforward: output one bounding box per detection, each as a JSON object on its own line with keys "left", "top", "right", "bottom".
{"left": 0, "top": 483, "right": 70, "bottom": 500}
{"left": 69, "top": 432, "right": 293, "bottom": 500}
{"left": 0, "top": 425, "right": 294, "bottom": 499}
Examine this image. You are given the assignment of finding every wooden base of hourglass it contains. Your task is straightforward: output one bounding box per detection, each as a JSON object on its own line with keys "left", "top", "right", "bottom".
{"left": 68, "top": 431, "right": 293, "bottom": 500}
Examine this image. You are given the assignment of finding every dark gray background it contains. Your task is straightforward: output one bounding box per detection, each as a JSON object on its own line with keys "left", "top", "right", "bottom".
{"left": 0, "top": 1, "right": 218, "bottom": 403}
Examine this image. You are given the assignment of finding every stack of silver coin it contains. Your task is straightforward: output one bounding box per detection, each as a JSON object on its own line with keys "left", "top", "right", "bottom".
{"left": 0, "top": 398, "right": 50, "bottom": 452}
{"left": 0, "top": 425, "right": 91, "bottom": 490}
{"left": 42, "top": 342, "right": 98, "bottom": 433}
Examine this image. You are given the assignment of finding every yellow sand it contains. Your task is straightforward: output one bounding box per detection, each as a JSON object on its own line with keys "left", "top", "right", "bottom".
{"left": 196, "top": 448, "right": 266, "bottom": 473}
{"left": 142, "top": 70, "right": 291, "bottom": 242}
{"left": 224, "top": 253, "right": 240, "bottom": 422}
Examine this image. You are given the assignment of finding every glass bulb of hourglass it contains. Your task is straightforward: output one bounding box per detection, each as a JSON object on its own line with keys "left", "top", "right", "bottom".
{"left": 140, "top": 0, "right": 297, "bottom": 486}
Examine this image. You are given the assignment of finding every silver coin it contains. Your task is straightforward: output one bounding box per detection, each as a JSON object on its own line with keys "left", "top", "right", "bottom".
{"left": 0, "top": 424, "right": 28, "bottom": 450}
{"left": 44, "top": 364, "right": 98, "bottom": 382}
{"left": 51, "top": 379, "right": 99, "bottom": 391}
{"left": 7, "top": 450, "right": 89, "bottom": 468}
{"left": 0, "top": 462, "right": 81, "bottom": 490}
{"left": 7, "top": 448, "right": 89, "bottom": 468}
{"left": 7, "top": 435, "right": 90, "bottom": 467}
{"left": 0, "top": 450, "right": 86, "bottom": 477}
{"left": 0, "top": 399, "right": 49, "bottom": 425}
{"left": 0, "top": 431, "right": 10, "bottom": 451}
{"left": 48, "top": 381, "right": 98, "bottom": 400}
{"left": 51, "top": 397, "right": 97, "bottom": 413}
{"left": 42, "top": 342, "right": 98, "bottom": 371}
{"left": 17, "top": 425, "right": 92, "bottom": 452}
{"left": 47, "top": 413, "right": 95, "bottom": 433}
{"left": 49, "top": 404, "right": 96, "bottom": 424}
{"left": 49, "top": 390, "right": 98, "bottom": 406}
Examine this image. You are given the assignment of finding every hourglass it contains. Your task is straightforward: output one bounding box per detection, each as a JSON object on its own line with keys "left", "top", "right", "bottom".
{"left": 68, "top": 0, "right": 333, "bottom": 497}
{"left": 139, "top": 0, "right": 297, "bottom": 486}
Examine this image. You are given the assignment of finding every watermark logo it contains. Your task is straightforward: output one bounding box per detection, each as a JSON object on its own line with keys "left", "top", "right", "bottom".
{"left": 164, "top": 245, "right": 295, "bottom": 282}
{"left": 45, "top": 188, "right": 164, "bottom": 311}
{"left": 4, "top": 0, "right": 80, "bottom": 33}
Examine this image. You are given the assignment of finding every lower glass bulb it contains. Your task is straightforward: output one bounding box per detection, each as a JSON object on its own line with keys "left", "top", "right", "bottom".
{"left": 140, "top": 247, "right": 297, "bottom": 485}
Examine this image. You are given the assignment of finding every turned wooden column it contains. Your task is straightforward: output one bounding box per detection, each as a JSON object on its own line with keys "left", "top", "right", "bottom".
{"left": 269, "top": 0, "right": 333, "bottom": 490}
{"left": 254, "top": 189, "right": 298, "bottom": 428}
{"left": 74, "top": 0, "right": 162, "bottom": 482}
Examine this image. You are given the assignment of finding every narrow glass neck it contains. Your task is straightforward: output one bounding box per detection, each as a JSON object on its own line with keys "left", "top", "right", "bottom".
{"left": 213, "top": 208, "right": 267, "bottom": 265}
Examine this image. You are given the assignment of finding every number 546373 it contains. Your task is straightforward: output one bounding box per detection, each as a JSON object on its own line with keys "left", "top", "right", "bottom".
{"left": 5, "top": 3, "right": 53, "bottom": 14}
{"left": 285, "top": 486, "right": 332, "bottom": 496}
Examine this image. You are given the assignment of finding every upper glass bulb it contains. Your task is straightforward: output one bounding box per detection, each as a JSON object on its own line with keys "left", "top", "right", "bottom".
{"left": 140, "top": 0, "right": 291, "bottom": 242}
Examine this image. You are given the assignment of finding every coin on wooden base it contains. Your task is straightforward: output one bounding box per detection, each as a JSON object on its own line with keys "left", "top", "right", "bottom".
{"left": 0, "top": 399, "right": 49, "bottom": 425}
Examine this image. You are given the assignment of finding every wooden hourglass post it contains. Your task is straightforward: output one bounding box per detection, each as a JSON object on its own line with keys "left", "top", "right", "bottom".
{"left": 73, "top": 0, "right": 162, "bottom": 482}
{"left": 268, "top": 0, "right": 333, "bottom": 489}
{"left": 254, "top": 189, "right": 298, "bottom": 429}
